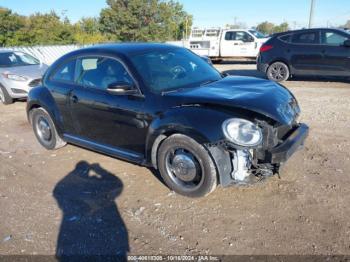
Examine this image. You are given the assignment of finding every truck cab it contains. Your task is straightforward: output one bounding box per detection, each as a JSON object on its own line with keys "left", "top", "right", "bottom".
{"left": 188, "top": 28, "right": 269, "bottom": 60}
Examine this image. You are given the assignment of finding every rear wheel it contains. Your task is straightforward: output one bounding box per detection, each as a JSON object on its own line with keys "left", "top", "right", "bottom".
{"left": 0, "top": 85, "right": 14, "bottom": 105}
{"left": 30, "top": 108, "right": 66, "bottom": 150}
{"left": 157, "top": 134, "right": 217, "bottom": 197}
{"left": 267, "top": 62, "right": 290, "bottom": 82}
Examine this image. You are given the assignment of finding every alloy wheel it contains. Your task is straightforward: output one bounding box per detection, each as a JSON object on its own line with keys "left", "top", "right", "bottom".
{"left": 270, "top": 64, "right": 287, "bottom": 81}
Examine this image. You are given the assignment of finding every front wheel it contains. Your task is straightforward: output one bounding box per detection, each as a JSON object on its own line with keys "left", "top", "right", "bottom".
{"left": 267, "top": 62, "right": 290, "bottom": 82}
{"left": 30, "top": 108, "right": 66, "bottom": 150}
{"left": 157, "top": 134, "right": 217, "bottom": 198}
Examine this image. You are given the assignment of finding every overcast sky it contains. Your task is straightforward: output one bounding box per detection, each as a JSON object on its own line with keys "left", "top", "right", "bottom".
{"left": 1, "top": 0, "right": 349, "bottom": 28}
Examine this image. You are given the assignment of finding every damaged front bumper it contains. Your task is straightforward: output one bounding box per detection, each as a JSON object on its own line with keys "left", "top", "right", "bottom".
{"left": 207, "top": 123, "right": 309, "bottom": 187}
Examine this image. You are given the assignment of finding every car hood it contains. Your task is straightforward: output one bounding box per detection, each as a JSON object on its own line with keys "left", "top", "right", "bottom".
{"left": 0, "top": 64, "right": 48, "bottom": 80}
{"left": 165, "top": 76, "right": 300, "bottom": 125}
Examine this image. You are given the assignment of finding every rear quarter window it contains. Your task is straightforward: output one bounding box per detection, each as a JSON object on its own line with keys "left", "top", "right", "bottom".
{"left": 292, "top": 31, "right": 319, "bottom": 44}
{"left": 279, "top": 34, "right": 292, "bottom": 43}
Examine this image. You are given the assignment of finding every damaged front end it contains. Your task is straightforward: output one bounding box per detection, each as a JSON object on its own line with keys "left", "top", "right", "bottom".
{"left": 207, "top": 120, "right": 309, "bottom": 187}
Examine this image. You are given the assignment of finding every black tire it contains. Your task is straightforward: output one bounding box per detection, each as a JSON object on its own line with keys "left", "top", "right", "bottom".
{"left": 0, "top": 85, "right": 14, "bottom": 105}
{"left": 267, "top": 61, "right": 290, "bottom": 82}
{"left": 30, "top": 108, "right": 66, "bottom": 150}
{"left": 157, "top": 134, "right": 217, "bottom": 197}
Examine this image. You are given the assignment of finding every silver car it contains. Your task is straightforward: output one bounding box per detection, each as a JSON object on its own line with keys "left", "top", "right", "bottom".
{"left": 0, "top": 50, "right": 48, "bottom": 105}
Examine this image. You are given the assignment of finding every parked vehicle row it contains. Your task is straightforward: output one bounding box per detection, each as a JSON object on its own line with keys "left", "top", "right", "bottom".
{"left": 2, "top": 27, "right": 349, "bottom": 107}
{"left": 257, "top": 28, "right": 350, "bottom": 82}
{"left": 25, "top": 43, "right": 308, "bottom": 197}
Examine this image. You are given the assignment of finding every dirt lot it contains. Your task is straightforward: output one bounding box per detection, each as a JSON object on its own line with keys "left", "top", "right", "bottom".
{"left": 1, "top": 63, "right": 350, "bottom": 256}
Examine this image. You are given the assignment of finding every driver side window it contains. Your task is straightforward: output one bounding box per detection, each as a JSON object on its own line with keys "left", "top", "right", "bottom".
{"left": 76, "top": 57, "right": 134, "bottom": 90}
{"left": 322, "top": 31, "right": 348, "bottom": 46}
{"left": 235, "top": 31, "right": 253, "bottom": 42}
{"left": 225, "top": 31, "right": 253, "bottom": 42}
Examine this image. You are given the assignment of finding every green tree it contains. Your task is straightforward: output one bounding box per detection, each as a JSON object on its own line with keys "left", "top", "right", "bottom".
{"left": 13, "top": 11, "right": 75, "bottom": 46}
{"left": 0, "top": 8, "right": 25, "bottom": 46}
{"left": 73, "top": 17, "right": 109, "bottom": 44}
{"left": 99, "top": 0, "right": 192, "bottom": 41}
{"left": 256, "top": 21, "right": 275, "bottom": 35}
{"left": 274, "top": 22, "right": 290, "bottom": 33}
{"left": 256, "top": 21, "right": 290, "bottom": 35}
{"left": 159, "top": 0, "right": 192, "bottom": 40}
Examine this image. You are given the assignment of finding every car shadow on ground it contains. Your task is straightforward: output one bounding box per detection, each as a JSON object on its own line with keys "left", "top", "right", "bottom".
{"left": 147, "top": 167, "right": 168, "bottom": 188}
{"left": 53, "top": 161, "right": 129, "bottom": 261}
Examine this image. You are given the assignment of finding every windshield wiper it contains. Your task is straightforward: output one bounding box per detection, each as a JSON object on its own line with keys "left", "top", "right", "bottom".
{"left": 200, "top": 79, "right": 219, "bottom": 86}
{"left": 161, "top": 88, "right": 185, "bottom": 95}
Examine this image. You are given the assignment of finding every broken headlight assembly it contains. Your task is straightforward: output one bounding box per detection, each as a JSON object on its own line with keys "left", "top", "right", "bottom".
{"left": 222, "top": 118, "right": 262, "bottom": 147}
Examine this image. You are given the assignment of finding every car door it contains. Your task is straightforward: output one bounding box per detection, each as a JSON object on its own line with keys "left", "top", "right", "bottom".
{"left": 69, "top": 56, "right": 148, "bottom": 155}
{"left": 320, "top": 29, "right": 350, "bottom": 76}
{"left": 289, "top": 30, "right": 324, "bottom": 75}
{"left": 220, "top": 31, "right": 255, "bottom": 57}
{"left": 47, "top": 58, "right": 78, "bottom": 135}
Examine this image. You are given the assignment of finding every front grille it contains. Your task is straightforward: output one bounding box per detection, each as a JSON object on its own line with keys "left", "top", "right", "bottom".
{"left": 29, "top": 78, "right": 42, "bottom": 87}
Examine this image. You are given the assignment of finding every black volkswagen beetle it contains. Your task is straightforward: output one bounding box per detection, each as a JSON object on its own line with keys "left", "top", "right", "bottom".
{"left": 27, "top": 43, "right": 308, "bottom": 197}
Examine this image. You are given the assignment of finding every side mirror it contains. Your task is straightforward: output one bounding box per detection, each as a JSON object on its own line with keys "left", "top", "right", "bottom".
{"left": 344, "top": 39, "right": 350, "bottom": 47}
{"left": 107, "top": 82, "right": 138, "bottom": 95}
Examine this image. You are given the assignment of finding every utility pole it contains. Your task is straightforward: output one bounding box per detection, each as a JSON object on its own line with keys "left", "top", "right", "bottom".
{"left": 308, "top": 0, "right": 315, "bottom": 28}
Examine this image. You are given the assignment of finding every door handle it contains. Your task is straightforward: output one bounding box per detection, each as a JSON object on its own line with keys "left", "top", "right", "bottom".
{"left": 71, "top": 95, "right": 79, "bottom": 103}
{"left": 234, "top": 43, "right": 239, "bottom": 46}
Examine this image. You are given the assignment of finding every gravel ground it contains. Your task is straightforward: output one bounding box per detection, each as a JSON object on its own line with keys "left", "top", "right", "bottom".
{"left": 0, "top": 63, "right": 350, "bottom": 256}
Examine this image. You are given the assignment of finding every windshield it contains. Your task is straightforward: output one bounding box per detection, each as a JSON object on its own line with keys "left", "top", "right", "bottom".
{"left": 130, "top": 48, "right": 222, "bottom": 94}
{"left": 249, "top": 30, "right": 267, "bottom": 39}
{"left": 0, "top": 52, "right": 40, "bottom": 68}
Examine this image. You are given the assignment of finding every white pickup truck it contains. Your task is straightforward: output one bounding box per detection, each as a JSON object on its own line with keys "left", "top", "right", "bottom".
{"left": 186, "top": 28, "right": 269, "bottom": 61}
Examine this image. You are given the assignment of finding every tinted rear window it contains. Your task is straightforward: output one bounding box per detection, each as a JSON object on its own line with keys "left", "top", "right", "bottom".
{"left": 279, "top": 34, "right": 292, "bottom": 43}
{"left": 292, "top": 32, "right": 319, "bottom": 44}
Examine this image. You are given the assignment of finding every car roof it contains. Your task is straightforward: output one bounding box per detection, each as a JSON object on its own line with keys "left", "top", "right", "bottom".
{"left": 74, "top": 43, "right": 180, "bottom": 56}
{"left": 272, "top": 27, "right": 349, "bottom": 37}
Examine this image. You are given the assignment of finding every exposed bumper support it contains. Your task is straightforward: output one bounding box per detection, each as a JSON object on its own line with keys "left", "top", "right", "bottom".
{"left": 268, "top": 123, "right": 309, "bottom": 164}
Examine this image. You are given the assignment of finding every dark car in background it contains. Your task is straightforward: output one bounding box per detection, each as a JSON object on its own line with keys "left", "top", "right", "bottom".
{"left": 257, "top": 28, "right": 350, "bottom": 82}
{"left": 26, "top": 43, "right": 308, "bottom": 197}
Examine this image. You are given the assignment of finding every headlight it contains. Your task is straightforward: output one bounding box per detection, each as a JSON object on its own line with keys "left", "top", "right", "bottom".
{"left": 2, "top": 73, "right": 28, "bottom": 82}
{"left": 222, "top": 118, "right": 262, "bottom": 147}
